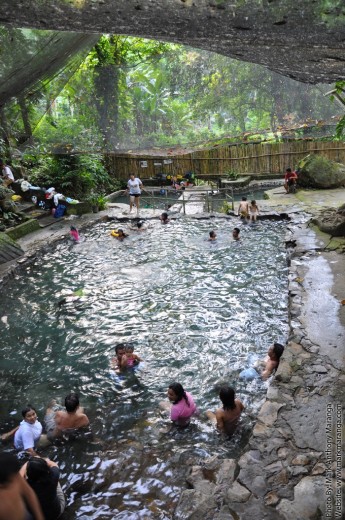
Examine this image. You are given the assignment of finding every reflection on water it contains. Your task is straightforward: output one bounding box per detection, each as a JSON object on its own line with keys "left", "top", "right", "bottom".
{"left": 0, "top": 218, "right": 288, "bottom": 518}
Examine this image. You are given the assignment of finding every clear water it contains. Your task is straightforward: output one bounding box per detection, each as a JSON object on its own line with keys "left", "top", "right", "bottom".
{"left": 112, "top": 189, "right": 267, "bottom": 213}
{"left": 0, "top": 218, "right": 288, "bottom": 518}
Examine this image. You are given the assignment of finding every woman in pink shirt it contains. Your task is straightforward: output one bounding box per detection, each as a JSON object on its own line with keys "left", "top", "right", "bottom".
{"left": 162, "top": 383, "right": 198, "bottom": 427}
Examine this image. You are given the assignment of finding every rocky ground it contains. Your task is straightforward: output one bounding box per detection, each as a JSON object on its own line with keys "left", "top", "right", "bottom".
{"left": 0, "top": 186, "right": 344, "bottom": 519}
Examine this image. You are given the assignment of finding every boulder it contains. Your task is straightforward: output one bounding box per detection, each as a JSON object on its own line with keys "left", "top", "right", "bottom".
{"left": 297, "top": 154, "right": 345, "bottom": 189}
{"left": 313, "top": 204, "right": 345, "bottom": 237}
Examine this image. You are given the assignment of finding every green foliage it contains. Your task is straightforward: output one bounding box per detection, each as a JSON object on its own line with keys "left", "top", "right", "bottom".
{"left": 225, "top": 169, "right": 238, "bottom": 180}
{"left": 220, "top": 201, "right": 233, "bottom": 214}
{"left": 0, "top": 185, "right": 14, "bottom": 200}
{"left": 23, "top": 152, "right": 114, "bottom": 200}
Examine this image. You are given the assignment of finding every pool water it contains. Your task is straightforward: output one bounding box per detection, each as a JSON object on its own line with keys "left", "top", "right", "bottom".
{"left": 0, "top": 218, "right": 288, "bottom": 518}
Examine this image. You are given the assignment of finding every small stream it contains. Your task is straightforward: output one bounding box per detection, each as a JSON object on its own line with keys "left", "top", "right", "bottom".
{"left": 0, "top": 217, "right": 289, "bottom": 518}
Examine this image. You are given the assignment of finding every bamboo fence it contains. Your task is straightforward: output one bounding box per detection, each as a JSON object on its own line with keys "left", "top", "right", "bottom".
{"left": 104, "top": 140, "right": 345, "bottom": 181}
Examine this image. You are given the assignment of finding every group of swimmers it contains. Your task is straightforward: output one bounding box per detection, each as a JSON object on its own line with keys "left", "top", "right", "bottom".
{"left": 0, "top": 393, "right": 89, "bottom": 520}
{"left": 112, "top": 341, "right": 285, "bottom": 436}
{"left": 0, "top": 335, "right": 284, "bottom": 520}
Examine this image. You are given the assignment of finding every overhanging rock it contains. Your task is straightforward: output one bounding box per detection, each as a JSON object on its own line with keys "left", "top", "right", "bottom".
{"left": 1, "top": 0, "right": 345, "bottom": 84}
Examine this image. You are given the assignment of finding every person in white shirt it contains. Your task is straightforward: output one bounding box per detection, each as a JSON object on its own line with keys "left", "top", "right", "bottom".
{"left": 126, "top": 174, "right": 144, "bottom": 215}
{"left": 1, "top": 405, "right": 43, "bottom": 456}
{"left": 0, "top": 160, "right": 14, "bottom": 187}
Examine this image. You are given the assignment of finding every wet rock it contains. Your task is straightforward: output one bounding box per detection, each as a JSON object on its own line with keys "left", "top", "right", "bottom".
{"left": 174, "top": 489, "right": 217, "bottom": 520}
{"left": 203, "top": 455, "right": 222, "bottom": 472}
{"left": 291, "top": 454, "right": 309, "bottom": 465}
{"left": 257, "top": 401, "right": 284, "bottom": 426}
{"left": 226, "top": 481, "right": 251, "bottom": 503}
{"left": 277, "top": 476, "right": 325, "bottom": 519}
{"left": 310, "top": 364, "right": 328, "bottom": 373}
{"left": 311, "top": 463, "right": 326, "bottom": 475}
{"left": 268, "top": 468, "right": 289, "bottom": 486}
{"left": 264, "top": 491, "right": 280, "bottom": 506}
{"left": 277, "top": 447, "right": 289, "bottom": 459}
{"left": 275, "top": 359, "right": 292, "bottom": 382}
{"left": 215, "top": 459, "right": 237, "bottom": 487}
{"left": 186, "top": 466, "right": 204, "bottom": 488}
{"left": 264, "top": 460, "right": 284, "bottom": 474}
{"left": 289, "top": 466, "right": 309, "bottom": 477}
{"left": 313, "top": 204, "right": 345, "bottom": 237}
{"left": 212, "top": 506, "right": 236, "bottom": 520}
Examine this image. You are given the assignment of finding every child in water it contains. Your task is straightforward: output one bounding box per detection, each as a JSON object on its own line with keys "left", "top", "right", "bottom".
{"left": 249, "top": 200, "right": 259, "bottom": 222}
{"left": 238, "top": 197, "right": 249, "bottom": 219}
{"left": 208, "top": 230, "right": 217, "bottom": 241}
{"left": 206, "top": 386, "right": 245, "bottom": 436}
{"left": 70, "top": 226, "right": 80, "bottom": 242}
{"left": 115, "top": 229, "right": 128, "bottom": 240}
{"left": 125, "top": 345, "right": 141, "bottom": 367}
{"left": 160, "top": 212, "right": 170, "bottom": 224}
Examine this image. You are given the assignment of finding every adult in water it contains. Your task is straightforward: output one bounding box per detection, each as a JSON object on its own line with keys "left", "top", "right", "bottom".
{"left": 206, "top": 386, "right": 245, "bottom": 436}
{"left": 19, "top": 457, "right": 65, "bottom": 520}
{"left": 0, "top": 452, "right": 44, "bottom": 520}
{"left": 160, "top": 382, "right": 198, "bottom": 427}
{"left": 126, "top": 173, "right": 144, "bottom": 215}
{"left": 44, "top": 393, "right": 89, "bottom": 441}
{"left": 1, "top": 404, "right": 44, "bottom": 456}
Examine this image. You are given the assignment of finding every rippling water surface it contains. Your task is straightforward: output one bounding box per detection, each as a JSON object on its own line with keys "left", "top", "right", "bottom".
{"left": 0, "top": 218, "right": 288, "bottom": 518}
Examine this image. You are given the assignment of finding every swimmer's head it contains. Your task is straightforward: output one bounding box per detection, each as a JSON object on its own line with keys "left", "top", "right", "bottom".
{"left": 168, "top": 382, "right": 186, "bottom": 404}
{"left": 125, "top": 345, "right": 134, "bottom": 354}
{"left": 137, "top": 220, "right": 143, "bottom": 228}
{"left": 209, "top": 230, "right": 216, "bottom": 239}
{"left": 27, "top": 457, "right": 50, "bottom": 483}
{"left": 21, "top": 405, "right": 37, "bottom": 423}
{"left": 241, "top": 196, "right": 247, "bottom": 201}
{"left": 269, "top": 343, "right": 285, "bottom": 361}
{"left": 115, "top": 343, "right": 127, "bottom": 356}
{"left": 70, "top": 226, "right": 77, "bottom": 231}
{"left": 65, "top": 393, "right": 80, "bottom": 413}
{"left": 161, "top": 212, "right": 168, "bottom": 220}
{"left": 232, "top": 227, "right": 240, "bottom": 239}
{"left": 0, "top": 453, "right": 21, "bottom": 484}
{"left": 219, "top": 386, "right": 236, "bottom": 410}
{"left": 251, "top": 200, "right": 256, "bottom": 206}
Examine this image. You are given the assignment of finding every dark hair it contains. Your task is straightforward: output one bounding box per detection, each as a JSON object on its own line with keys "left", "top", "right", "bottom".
{"left": 273, "top": 343, "right": 284, "bottom": 361}
{"left": 70, "top": 226, "right": 77, "bottom": 231}
{"left": 169, "top": 382, "right": 190, "bottom": 406}
{"left": 0, "top": 453, "right": 21, "bottom": 484}
{"left": 22, "top": 404, "right": 36, "bottom": 419}
{"left": 233, "top": 227, "right": 240, "bottom": 234}
{"left": 209, "top": 230, "right": 216, "bottom": 238}
{"left": 286, "top": 167, "right": 292, "bottom": 173}
{"left": 251, "top": 200, "right": 256, "bottom": 205}
{"left": 27, "top": 457, "right": 50, "bottom": 484}
{"left": 65, "top": 393, "right": 79, "bottom": 413}
{"left": 241, "top": 196, "right": 247, "bottom": 201}
{"left": 115, "top": 343, "right": 128, "bottom": 354}
{"left": 161, "top": 212, "right": 168, "bottom": 220}
{"left": 219, "top": 386, "right": 236, "bottom": 410}
{"left": 137, "top": 220, "right": 143, "bottom": 228}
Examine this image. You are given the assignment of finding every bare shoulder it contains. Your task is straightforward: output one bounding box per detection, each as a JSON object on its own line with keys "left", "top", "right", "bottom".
{"left": 236, "top": 399, "right": 245, "bottom": 411}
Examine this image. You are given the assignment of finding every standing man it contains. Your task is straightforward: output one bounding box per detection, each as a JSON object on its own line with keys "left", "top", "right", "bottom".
{"left": 127, "top": 173, "right": 144, "bottom": 215}
{"left": 0, "top": 159, "right": 15, "bottom": 187}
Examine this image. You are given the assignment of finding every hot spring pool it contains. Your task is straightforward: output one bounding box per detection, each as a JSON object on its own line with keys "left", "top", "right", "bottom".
{"left": 0, "top": 217, "right": 289, "bottom": 518}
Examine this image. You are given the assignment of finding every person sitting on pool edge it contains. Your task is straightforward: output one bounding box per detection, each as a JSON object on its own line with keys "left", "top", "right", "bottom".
{"left": 261, "top": 343, "right": 285, "bottom": 379}
{"left": 206, "top": 386, "right": 245, "bottom": 437}
{"left": 45, "top": 393, "right": 89, "bottom": 441}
